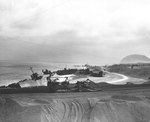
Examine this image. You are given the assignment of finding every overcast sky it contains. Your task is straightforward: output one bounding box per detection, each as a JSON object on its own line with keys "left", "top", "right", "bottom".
{"left": 0, "top": 0, "right": 150, "bottom": 65}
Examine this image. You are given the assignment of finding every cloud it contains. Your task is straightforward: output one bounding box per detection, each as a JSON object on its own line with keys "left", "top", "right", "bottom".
{"left": 0, "top": 0, "right": 150, "bottom": 64}
{"left": 0, "top": 0, "right": 150, "bottom": 37}
{"left": 0, "top": 30, "right": 149, "bottom": 65}
{"left": 10, "top": 11, "right": 41, "bottom": 30}
{"left": 0, "top": 31, "right": 111, "bottom": 64}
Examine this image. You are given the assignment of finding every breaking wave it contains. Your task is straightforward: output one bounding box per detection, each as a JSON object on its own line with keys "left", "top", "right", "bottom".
{"left": 0, "top": 95, "right": 150, "bottom": 122}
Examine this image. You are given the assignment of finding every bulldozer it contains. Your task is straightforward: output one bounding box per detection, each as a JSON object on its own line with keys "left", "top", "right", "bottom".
{"left": 74, "top": 79, "right": 98, "bottom": 92}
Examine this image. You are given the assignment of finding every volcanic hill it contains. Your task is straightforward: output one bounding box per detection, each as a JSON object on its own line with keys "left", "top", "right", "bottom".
{"left": 121, "top": 54, "right": 150, "bottom": 64}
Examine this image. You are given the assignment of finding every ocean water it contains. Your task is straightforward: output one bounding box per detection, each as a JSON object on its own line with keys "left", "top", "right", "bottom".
{"left": 0, "top": 60, "right": 81, "bottom": 86}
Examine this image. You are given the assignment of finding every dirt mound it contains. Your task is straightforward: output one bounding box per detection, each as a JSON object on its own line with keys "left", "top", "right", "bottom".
{"left": 88, "top": 81, "right": 100, "bottom": 89}
{"left": 112, "top": 95, "right": 142, "bottom": 101}
{"left": 1, "top": 94, "right": 150, "bottom": 122}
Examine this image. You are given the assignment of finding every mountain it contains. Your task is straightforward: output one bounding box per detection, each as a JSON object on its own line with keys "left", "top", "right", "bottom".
{"left": 121, "top": 54, "right": 150, "bottom": 64}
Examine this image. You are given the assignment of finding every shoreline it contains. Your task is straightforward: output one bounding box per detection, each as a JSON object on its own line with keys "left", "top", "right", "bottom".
{"left": 0, "top": 72, "right": 146, "bottom": 88}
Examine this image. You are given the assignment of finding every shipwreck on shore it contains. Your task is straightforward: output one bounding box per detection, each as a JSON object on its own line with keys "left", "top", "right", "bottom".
{"left": 0, "top": 66, "right": 105, "bottom": 93}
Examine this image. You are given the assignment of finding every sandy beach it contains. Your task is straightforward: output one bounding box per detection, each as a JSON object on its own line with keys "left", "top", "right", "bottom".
{"left": 62, "top": 72, "right": 146, "bottom": 84}
{"left": 18, "top": 72, "right": 147, "bottom": 88}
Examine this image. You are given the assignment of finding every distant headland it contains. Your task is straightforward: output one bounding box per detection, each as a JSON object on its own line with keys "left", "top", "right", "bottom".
{"left": 120, "top": 54, "right": 150, "bottom": 64}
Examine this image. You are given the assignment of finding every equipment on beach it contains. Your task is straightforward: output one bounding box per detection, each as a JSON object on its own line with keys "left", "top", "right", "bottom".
{"left": 29, "top": 67, "right": 43, "bottom": 81}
